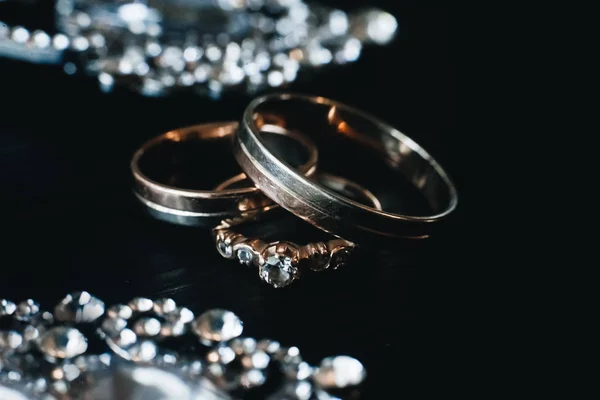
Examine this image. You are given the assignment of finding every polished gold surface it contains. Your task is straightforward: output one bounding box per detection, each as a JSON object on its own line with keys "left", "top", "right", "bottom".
{"left": 234, "top": 93, "right": 458, "bottom": 241}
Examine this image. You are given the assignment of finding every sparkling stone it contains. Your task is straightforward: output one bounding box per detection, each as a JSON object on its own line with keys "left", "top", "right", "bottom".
{"left": 217, "top": 240, "right": 233, "bottom": 258}
{"left": 132, "top": 317, "right": 162, "bottom": 337}
{"left": 239, "top": 368, "right": 266, "bottom": 388}
{"left": 192, "top": 309, "right": 243, "bottom": 345}
{"left": 283, "top": 360, "right": 313, "bottom": 380}
{"left": 240, "top": 350, "right": 270, "bottom": 369}
{"left": 257, "top": 339, "right": 280, "bottom": 354}
{"left": 15, "top": 300, "right": 40, "bottom": 320}
{"left": 54, "top": 291, "right": 105, "bottom": 323}
{"left": 205, "top": 338, "right": 270, "bottom": 391}
{"left": 38, "top": 327, "right": 88, "bottom": 360}
{"left": 0, "top": 331, "right": 23, "bottom": 350}
{"left": 266, "top": 380, "right": 314, "bottom": 400}
{"left": 313, "top": 356, "right": 366, "bottom": 389}
{"left": 260, "top": 255, "right": 298, "bottom": 288}
{"left": 128, "top": 298, "right": 154, "bottom": 313}
{"left": 126, "top": 340, "right": 157, "bottom": 363}
{"left": 0, "top": 299, "right": 17, "bottom": 316}
{"left": 237, "top": 248, "right": 253, "bottom": 265}
{"left": 351, "top": 9, "right": 398, "bottom": 45}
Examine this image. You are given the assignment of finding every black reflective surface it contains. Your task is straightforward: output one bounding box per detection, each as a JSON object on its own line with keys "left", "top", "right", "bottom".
{"left": 0, "top": 1, "right": 459, "bottom": 397}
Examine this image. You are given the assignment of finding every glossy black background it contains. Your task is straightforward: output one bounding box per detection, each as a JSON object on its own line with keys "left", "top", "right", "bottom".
{"left": 0, "top": 1, "right": 458, "bottom": 397}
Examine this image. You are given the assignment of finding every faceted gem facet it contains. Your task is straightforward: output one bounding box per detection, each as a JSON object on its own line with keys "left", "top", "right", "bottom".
{"left": 192, "top": 309, "right": 243, "bottom": 345}
{"left": 259, "top": 255, "right": 298, "bottom": 288}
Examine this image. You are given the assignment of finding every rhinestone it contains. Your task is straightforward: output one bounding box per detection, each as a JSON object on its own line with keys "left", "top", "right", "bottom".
{"left": 217, "top": 240, "right": 233, "bottom": 258}
{"left": 128, "top": 298, "right": 154, "bottom": 312}
{"left": 241, "top": 350, "right": 270, "bottom": 369}
{"left": 192, "top": 309, "right": 243, "bottom": 345}
{"left": 38, "top": 327, "right": 88, "bottom": 360}
{"left": 266, "top": 380, "right": 314, "bottom": 400}
{"left": 237, "top": 248, "right": 253, "bottom": 265}
{"left": 0, "top": 299, "right": 17, "bottom": 316}
{"left": 132, "top": 317, "right": 162, "bottom": 337}
{"left": 239, "top": 368, "right": 266, "bottom": 388}
{"left": 54, "top": 291, "right": 105, "bottom": 323}
{"left": 15, "top": 300, "right": 40, "bottom": 320}
{"left": 0, "top": 331, "right": 23, "bottom": 350}
{"left": 260, "top": 255, "right": 298, "bottom": 288}
{"left": 153, "top": 298, "right": 177, "bottom": 314}
{"left": 127, "top": 340, "right": 157, "bottom": 363}
{"left": 313, "top": 356, "right": 366, "bottom": 388}
{"left": 257, "top": 339, "right": 280, "bottom": 354}
{"left": 283, "top": 360, "right": 313, "bottom": 380}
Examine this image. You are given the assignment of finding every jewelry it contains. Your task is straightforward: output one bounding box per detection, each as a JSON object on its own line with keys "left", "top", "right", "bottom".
{"left": 233, "top": 92, "right": 459, "bottom": 243}
{"left": 1, "top": 292, "right": 366, "bottom": 398}
{"left": 131, "top": 120, "right": 318, "bottom": 226}
{"left": 213, "top": 172, "right": 382, "bottom": 288}
{"left": 0, "top": 0, "right": 398, "bottom": 97}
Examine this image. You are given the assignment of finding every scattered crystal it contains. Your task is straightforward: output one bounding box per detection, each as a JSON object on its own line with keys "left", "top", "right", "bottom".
{"left": 38, "top": 327, "right": 88, "bottom": 360}
{"left": 192, "top": 309, "right": 243, "bottom": 345}
{"left": 54, "top": 292, "right": 105, "bottom": 323}
{"left": 313, "top": 356, "right": 366, "bottom": 388}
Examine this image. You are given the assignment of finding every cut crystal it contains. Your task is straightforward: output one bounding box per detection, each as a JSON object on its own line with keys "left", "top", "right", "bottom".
{"left": 192, "top": 309, "right": 243, "bottom": 345}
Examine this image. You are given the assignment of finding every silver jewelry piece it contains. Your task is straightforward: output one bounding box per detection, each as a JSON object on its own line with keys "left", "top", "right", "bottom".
{"left": 0, "top": 0, "right": 397, "bottom": 97}
{"left": 0, "top": 292, "right": 367, "bottom": 398}
{"left": 97, "top": 297, "right": 194, "bottom": 363}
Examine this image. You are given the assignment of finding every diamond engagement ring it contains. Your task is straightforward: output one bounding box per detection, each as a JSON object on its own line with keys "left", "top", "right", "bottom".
{"left": 212, "top": 172, "right": 382, "bottom": 288}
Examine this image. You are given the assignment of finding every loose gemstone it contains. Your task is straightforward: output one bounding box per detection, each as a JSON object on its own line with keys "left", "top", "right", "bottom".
{"left": 237, "top": 248, "right": 253, "bottom": 265}
{"left": 54, "top": 291, "right": 106, "bottom": 323}
{"left": 313, "top": 355, "right": 366, "bottom": 388}
{"left": 38, "top": 327, "right": 88, "bottom": 359}
{"left": 192, "top": 309, "right": 244, "bottom": 345}
{"left": 259, "top": 255, "right": 298, "bottom": 288}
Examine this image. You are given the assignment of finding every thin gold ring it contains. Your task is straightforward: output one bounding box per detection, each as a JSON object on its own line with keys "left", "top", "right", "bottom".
{"left": 131, "top": 120, "right": 318, "bottom": 226}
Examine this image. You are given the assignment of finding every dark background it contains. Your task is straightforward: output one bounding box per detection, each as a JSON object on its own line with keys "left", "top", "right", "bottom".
{"left": 0, "top": 1, "right": 459, "bottom": 397}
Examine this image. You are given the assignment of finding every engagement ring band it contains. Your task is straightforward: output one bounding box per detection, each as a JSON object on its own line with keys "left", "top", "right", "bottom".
{"left": 213, "top": 172, "right": 382, "bottom": 288}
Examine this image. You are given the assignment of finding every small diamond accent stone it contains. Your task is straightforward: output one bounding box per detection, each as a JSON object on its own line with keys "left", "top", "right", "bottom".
{"left": 217, "top": 240, "right": 233, "bottom": 258}
{"left": 237, "top": 248, "right": 253, "bottom": 265}
{"left": 192, "top": 309, "right": 244, "bottom": 345}
{"left": 259, "top": 255, "right": 298, "bottom": 288}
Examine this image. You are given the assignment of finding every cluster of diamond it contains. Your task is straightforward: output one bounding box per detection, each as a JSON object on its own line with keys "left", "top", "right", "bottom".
{"left": 1, "top": 0, "right": 397, "bottom": 97}
{"left": 1, "top": 291, "right": 366, "bottom": 399}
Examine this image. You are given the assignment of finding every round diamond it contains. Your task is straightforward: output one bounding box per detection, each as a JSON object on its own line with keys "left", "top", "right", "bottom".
{"left": 217, "top": 240, "right": 233, "bottom": 257}
{"left": 38, "top": 327, "right": 88, "bottom": 359}
{"left": 192, "top": 309, "right": 244, "bottom": 345}
{"left": 237, "top": 248, "right": 253, "bottom": 265}
{"left": 54, "top": 291, "right": 105, "bottom": 323}
{"left": 259, "top": 255, "right": 298, "bottom": 288}
{"left": 313, "top": 355, "right": 366, "bottom": 388}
